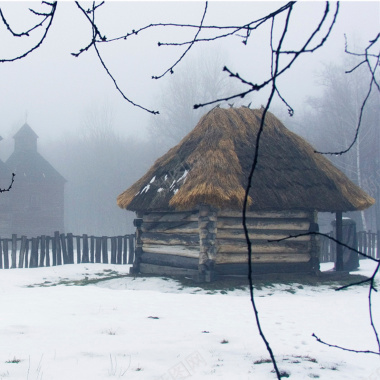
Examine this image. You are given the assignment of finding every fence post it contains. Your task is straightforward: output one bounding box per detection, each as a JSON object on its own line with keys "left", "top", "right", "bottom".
{"left": 90, "top": 236, "right": 95, "bottom": 263}
{"left": 60, "top": 234, "right": 68, "bottom": 264}
{"left": 11, "top": 234, "right": 17, "bottom": 268}
{"left": 30, "top": 238, "right": 38, "bottom": 268}
{"left": 67, "top": 233, "right": 74, "bottom": 264}
{"left": 24, "top": 239, "right": 30, "bottom": 268}
{"left": 371, "top": 232, "right": 376, "bottom": 259}
{"left": 82, "top": 234, "right": 89, "bottom": 263}
{"left": 40, "top": 235, "right": 46, "bottom": 267}
{"left": 95, "top": 237, "right": 101, "bottom": 263}
{"left": 123, "top": 235, "right": 128, "bottom": 264}
{"left": 45, "top": 237, "right": 50, "bottom": 267}
{"left": 117, "top": 236, "right": 123, "bottom": 264}
{"left": 18, "top": 236, "right": 26, "bottom": 268}
{"left": 54, "top": 231, "right": 62, "bottom": 265}
{"left": 111, "top": 237, "right": 117, "bottom": 264}
{"left": 75, "top": 235, "right": 81, "bottom": 264}
{"left": 102, "top": 236, "right": 108, "bottom": 264}
{"left": 52, "top": 234, "right": 57, "bottom": 266}
{"left": 3, "top": 239, "right": 9, "bottom": 269}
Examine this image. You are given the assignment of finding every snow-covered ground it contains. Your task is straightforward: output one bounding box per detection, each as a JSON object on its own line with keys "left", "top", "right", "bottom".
{"left": 0, "top": 260, "right": 379, "bottom": 380}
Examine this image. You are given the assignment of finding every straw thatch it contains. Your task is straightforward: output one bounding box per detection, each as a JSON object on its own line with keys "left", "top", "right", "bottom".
{"left": 117, "top": 107, "right": 375, "bottom": 213}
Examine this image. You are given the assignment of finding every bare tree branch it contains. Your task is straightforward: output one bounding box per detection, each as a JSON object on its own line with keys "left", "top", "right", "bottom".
{"left": 0, "top": 2, "right": 57, "bottom": 63}
{"left": 0, "top": 173, "right": 15, "bottom": 193}
{"left": 152, "top": 2, "right": 208, "bottom": 80}
{"left": 312, "top": 333, "right": 380, "bottom": 356}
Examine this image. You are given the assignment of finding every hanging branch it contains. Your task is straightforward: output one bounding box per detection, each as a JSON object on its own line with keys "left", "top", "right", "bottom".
{"left": 73, "top": 1, "right": 159, "bottom": 115}
{"left": 315, "top": 33, "right": 380, "bottom": 155}
{"left": 0, "top": 1, "right": 57, "bottom": 63}
{"left": 241, "top": 6, "right": 296, "bottom": 378}
{"left": 152, "top": 2, "right": 208, "bottom": 80}
{"left": 0, "top": 173, "right": 15, "bottom": 193}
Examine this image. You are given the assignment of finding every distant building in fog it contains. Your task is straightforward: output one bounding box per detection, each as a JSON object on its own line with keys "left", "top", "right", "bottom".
{"left": 1, "top": 123, "right": 66, "bottom": 237}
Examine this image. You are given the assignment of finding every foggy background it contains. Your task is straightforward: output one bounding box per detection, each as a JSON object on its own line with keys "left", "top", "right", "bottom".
{"left": 0, "top": 1, "right": 378, "bottom": 236}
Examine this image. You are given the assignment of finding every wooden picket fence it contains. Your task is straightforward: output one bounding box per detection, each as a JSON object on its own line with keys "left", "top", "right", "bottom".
{"left": 320, "top": 230, "right": 379, "bottom": 263}
{"left": 0, "top": 232, "right": 135, "bottom": 269}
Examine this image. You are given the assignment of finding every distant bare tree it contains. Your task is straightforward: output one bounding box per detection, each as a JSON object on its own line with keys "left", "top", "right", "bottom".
{"left": 299, "top": 57, "right": 380, "bottom": 230}
{"left": 149, "top": 47, "right": 248, "bottom": 150}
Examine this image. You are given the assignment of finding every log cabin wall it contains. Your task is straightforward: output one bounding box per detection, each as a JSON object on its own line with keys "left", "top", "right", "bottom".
{"left": 215, "top": 210, "right": 319, "bottom": 275}
{"left": 138, "top": 210, "right": 201, "bottom": 276}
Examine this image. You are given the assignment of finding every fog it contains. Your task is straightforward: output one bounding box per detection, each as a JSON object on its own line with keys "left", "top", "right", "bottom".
{"left": 0, "top": 1, "right": 378, "bottom": 236}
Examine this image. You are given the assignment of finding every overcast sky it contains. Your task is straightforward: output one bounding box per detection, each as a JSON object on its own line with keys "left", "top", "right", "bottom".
{"left": 0, "top": 1, "right": 378, "bottom": 148}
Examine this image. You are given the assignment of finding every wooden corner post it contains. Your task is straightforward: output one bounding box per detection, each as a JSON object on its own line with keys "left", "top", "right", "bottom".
{"left": 198, "top": 205, "right": 217, "bottom": 282}
{"left": 131, "top": 212, "right": 143, "bottom": 274}
{"left": 335, "top": 211, "right": 343, "bottom": 271}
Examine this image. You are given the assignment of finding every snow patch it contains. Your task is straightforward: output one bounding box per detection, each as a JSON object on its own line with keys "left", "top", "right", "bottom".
{"left": 141, "top": 184, "right": 150, "bottom": 193}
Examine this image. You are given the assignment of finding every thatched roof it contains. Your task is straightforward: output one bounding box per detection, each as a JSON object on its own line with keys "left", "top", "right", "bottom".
{"left": 117, "top": 107, "right": 375, "bottom": 213}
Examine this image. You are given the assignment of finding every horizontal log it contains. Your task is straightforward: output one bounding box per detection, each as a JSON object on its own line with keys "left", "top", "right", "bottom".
{"left": 215, "top": 261, "right": 313, "bottom": 275}
{"left": 217, "top": 240, "right": 310, "bottom": 254}
{"left": 143, "top": 244, "right": 200, "bottom": 258}
{"left": 142, "top": 232, "right": 199, "bottom": 246}
{"left": 143, "top": 211, "right": 198, "bottom": 223}
{"left": 219, "top": 210, "right": 311, "bottom": 219}
{"left": 215, "top": 252, "right": 311, "bottom": 264}
{"left": 140, "top": 252, "right": 198, "bottom": 269}
{"left": 217, "top": 218, "right": 310, "bottom": 230}
{"left": 216, "top": 229, "right": 311, "bottom": 241}
{"left": 139, "top": 263, "right": 198, "bottom": 277}
{"left": 142, "top": 221, "right": 199, "bottom": 234}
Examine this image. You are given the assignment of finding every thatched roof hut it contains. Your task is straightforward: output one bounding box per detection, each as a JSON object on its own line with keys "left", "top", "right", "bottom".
{"left": 117, "top": 107, "right": 374, "bottom": 280}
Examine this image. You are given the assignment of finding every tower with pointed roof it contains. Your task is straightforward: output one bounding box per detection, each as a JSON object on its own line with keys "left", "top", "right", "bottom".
{"left": 3, "top": 123, "right": 66, "bottom": 237}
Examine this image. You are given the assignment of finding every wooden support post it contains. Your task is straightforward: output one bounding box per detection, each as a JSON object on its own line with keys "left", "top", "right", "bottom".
{"left": 309, "top": 211, "right": 320, "bottom": 273}
{"left": 335, "top": 211, "right": 343, "bottom": 271}
{"left": 11, "top": 234, "right": 17, "bottom": 269}
{"left": 198, "top": 205, "right": 217, "bottom": 282}
{"left": 131, "top": 214, "right": 143, "bottom": 273}
{"left": 102, "top": 236, "right": 108, "bottom": 264}
{"left": 128, "top": 236, "right": 134, "bottom": 265}
{"left": 82, "top": 234, "right": 89, "bottom": 263}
